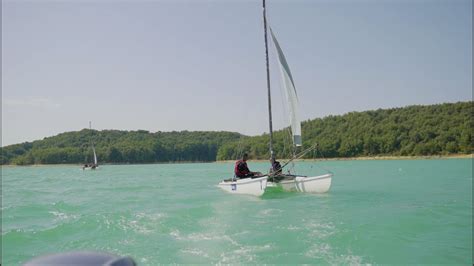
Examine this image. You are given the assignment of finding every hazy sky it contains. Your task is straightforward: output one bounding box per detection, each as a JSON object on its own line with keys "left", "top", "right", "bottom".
{"left": 2, "top": 0, "right": 472, "bottom": 146}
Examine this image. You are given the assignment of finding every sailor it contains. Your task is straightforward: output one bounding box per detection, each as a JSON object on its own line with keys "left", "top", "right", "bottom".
{"left": 234, "top": 153, "right": 262, "bottom": 178}
{"left": 270, "top": 158, "right": 282, "bottom": 175}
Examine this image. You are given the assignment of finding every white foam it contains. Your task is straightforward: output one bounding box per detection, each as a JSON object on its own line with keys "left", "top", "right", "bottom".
{"left": 257, "top": 208, "right": 283, "bottom": 218}
{"left": 305, "top": 243, "right": 332, "bottom": 259}
{"left": 306, "top": 222, "right": 336, "bottom": 238}
{"left": 305, "top": 243, "right": 366, "bottom": 265}
{"left": 171, "top": 228, "right": 273, "bottom": 264}
{"left": 181, "top": 248, "right": 210, "bottom": 258}
{"left": 49, "top": 211, "right": 78, "bottom": 221}
{"left": 117, "top": 215, "right": 156, "bottom": 235}
{"left": 170, "top": 229, "right": 182, "bottom": 240}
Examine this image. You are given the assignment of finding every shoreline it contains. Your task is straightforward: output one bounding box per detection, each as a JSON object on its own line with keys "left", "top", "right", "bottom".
{"left": 1, "top": 154, "right": 471, "bottom": 167}
{"left": 216, "top": 154, "right": 473, "bottom": 163}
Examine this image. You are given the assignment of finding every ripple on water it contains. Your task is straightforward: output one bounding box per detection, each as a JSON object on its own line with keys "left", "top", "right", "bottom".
{"left": 181, "top": 248, "right": 210, "bottom": 258}
{"left": 305, "top": 243, "right": 366, "bottom": 265}
{"left": 170, "top": 228, "right": 274, "bottom": 264}
{"left": 305, "top": 221, "right": 336, "bottom": 239}
{"left": 115, "top": 212, "right": 166, "bottom": 235}
{"left": 256, "top": 208, "right": 284, "bottom": 218}
{"left": 218, "top": 243, "right": 273, "bottom": 264}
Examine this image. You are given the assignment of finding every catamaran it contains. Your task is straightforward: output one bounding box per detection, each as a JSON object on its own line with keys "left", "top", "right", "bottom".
{"left": 218, "top": 0, "right": 332, "bottom": 195}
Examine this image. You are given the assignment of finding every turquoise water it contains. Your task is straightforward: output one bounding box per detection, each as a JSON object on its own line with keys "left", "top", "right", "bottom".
{"left": 2, "top": 159, "right": 472, "bottom": 265}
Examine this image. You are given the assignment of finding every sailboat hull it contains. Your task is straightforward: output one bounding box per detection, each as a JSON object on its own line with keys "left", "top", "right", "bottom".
{"left": 218, "top": 176, "right": 268, "bottom": 196}
{"left": 271, "top": 173, "right": 332, "bottom": 193}
{"left": 82, "top": 166, "right": 99, "bottom": 170}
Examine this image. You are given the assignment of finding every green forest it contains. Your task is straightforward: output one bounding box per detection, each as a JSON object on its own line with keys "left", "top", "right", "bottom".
{"left": 1, "top": 101, "right": 472, "bottom": 165}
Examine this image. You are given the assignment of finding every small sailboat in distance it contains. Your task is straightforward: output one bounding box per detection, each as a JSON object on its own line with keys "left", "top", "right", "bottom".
{"left": 82, "top": 145, "right": 98, "bottom": 170}
{"left": 83, "top": 121, "right": 99, "bottom": 170}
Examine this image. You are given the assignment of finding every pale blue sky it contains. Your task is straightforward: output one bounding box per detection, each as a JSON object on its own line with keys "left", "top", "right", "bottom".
{"left": 2, "top": 0, "right": 472, "bottom": 146}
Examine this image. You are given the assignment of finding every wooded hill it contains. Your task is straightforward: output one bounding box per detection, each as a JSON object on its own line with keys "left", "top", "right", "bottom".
{"left": 1, "top": 101, "right": 472, "bottom": 165}
{"left": 217, "top": 101, "right": 472, "bottom": 160}
{"left": 1, "top": 131, "right": 242, "bottom": 165}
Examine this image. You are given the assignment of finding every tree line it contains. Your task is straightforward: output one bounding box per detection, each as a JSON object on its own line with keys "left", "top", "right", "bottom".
{"left": 1, "top": 130, "right": 242, "bottom": 165}
{"left": 217, "top": 101, "right": 472, "bottom": 160}
{"left": 1, "top": 101, "right": 472, "bottom": 165}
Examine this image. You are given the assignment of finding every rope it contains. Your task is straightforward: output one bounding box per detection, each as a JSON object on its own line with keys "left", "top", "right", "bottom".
{"left": 278, "top": 143, "right": 317, "bottom": 172}
{"left": 311, "top": 145, "right": 333, "bottom": 174}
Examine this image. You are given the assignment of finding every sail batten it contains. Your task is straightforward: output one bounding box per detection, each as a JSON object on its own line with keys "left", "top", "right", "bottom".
{"left": 269, "top": 27, "right": 302, "bottom": 147}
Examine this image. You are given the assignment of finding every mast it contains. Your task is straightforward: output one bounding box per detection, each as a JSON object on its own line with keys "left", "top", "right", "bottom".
{"left": 262, "top": 0, "right": 275, "bottom": 162}
{"left": 89, "top": 121, "right": 92, "bottom": 145}
{"left": 89, "top": 121, "right": 93, "bottom": 161}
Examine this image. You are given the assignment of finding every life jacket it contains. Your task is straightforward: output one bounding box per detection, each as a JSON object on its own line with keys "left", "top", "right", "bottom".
{"left": 234, "top": 160, "right": 250, "bottom": 177}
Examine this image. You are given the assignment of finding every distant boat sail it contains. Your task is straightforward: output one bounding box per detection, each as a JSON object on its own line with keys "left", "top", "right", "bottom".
{"left": 92, "top": 144, "right": 98, "bottom": 166}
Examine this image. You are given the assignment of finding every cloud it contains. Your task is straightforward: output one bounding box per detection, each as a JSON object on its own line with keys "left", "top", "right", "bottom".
{"left": 3, "top": 97, "right": 62, "bottom": 109}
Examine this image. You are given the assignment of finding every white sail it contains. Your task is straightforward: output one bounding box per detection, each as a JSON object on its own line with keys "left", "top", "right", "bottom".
{"left": 269, "top": 27, "right": 302, "bottom": 146}
{"left": 92, "top": 145, "right": 97, "bottom": 165}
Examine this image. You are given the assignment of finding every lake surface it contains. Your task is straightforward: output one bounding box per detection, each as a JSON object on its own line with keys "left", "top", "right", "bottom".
{"left": 2, "top": 159, "right": 472, "bottom": 265}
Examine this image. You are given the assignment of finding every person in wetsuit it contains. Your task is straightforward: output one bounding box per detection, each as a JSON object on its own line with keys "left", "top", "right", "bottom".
{"left": 270, "top": 158, "right": 282, "bottom": 175}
